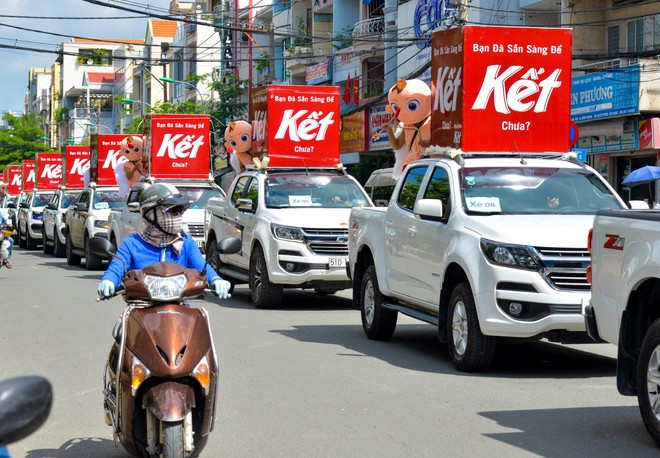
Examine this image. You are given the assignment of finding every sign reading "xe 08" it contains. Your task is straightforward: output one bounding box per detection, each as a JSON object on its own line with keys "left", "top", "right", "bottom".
{"left": 431, "top": 25, "right": 572, "bottom": 152}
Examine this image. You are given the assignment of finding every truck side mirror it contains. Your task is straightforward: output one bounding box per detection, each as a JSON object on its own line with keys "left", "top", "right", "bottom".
{"left": 127, "top": 202, "right": 140, "bottom": 213}
{"left": 236, "top": 198, "right": 255, "bottom": 213}
{"left": 414, "top": 198, "right": 444, "bottom": 222}
{"left": 46, "top": 203, "right": 57, "bottom": 211}
{"left": 75, "top": 202, "right": 87, "bottom": 211}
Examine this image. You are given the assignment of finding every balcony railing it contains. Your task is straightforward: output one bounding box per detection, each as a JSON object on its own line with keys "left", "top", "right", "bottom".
{"left": 352, "top": 17, "right": 384, "bottom": 40}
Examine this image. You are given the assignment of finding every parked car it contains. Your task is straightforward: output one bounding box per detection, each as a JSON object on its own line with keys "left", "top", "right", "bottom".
{"left": 17, "top": 190, "right": 56, "bottom": 250}
{"left": 42, "top": 188, "right": 81, "bottom": 257}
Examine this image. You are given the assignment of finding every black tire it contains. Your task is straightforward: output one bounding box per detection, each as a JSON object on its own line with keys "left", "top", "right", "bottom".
{"left": 637, "top": 319, "right": 660, "bottom": 447}
{"left": 17, "top": 224, "right": 26, "bottom": 248}
{"left": 160, "top": 420, "right": 184, "bottom": 458}
{"left": 85, "top": 235, "right": 103, "bottom": 270}
{"left": 446, "top": 282, "right": 497, "bottom": 372}
{"left": 250, "top": 246, "right": 282, "bottom": 309}
{"left": 43, "top": 233, "right": 54, "bottom": 254}
{"left": 65, "top": 233, "right": 81, "bottom": 266}
{"left": 53, "top": 232, "right": 65, "bottom": 257}
{"left": 26, "top": 229, "right": 38, "bottom": 250}
{"left": 360, "top": 265, "right": 397, "bottom": 340}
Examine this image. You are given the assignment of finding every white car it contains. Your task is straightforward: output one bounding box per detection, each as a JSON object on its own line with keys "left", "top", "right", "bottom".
{"left": 205, "top": 167, "right": 372, "bottom": 308}
{"left": 42, "top": 188, "right": 81, "bottom": 257}
{"left": 17, "top": 190, "right": 56, "bottom": 250}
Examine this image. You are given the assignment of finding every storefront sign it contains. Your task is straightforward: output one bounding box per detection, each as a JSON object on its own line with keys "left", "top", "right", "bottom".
{"left": 430, "top": 25, "right": 572, "bottom": 152}
{"left": 638, "top": 118, "right": 660, "bottom": 150}
{"left": 35, "top": 153, "right": 62, "bottom": 190}
{"left": 90, "top": 134, "right": 127, "bottom": 186}
{"left": 64, "top": 146, "right": 90, "bottom": 189}
{"left": 306, "top": 60, "right": 331, "bottom": 85}
{"left": 340, "top": 110, "right": 365, "bottom": 154}
{"left": 368, "top": 103, "right": 393, "bottom": 151}
{"left": 7, "top": 165, "right": 21, "bottom": 195}
{"left": 21, "top": 160, "right": 36, "bottom": 192}
{"left": 143, "top": 114, "right": 210, "bottom": 179}
{"left": 571, "top": 65, "right": 640, "bottom": 122}
{"left": 577, "top": 117, "right": 639, "bottom": 153}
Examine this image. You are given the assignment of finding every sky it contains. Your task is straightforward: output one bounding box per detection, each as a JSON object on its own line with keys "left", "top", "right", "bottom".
{"left": 0, "top": 0, "right": 168, "bottom": 113}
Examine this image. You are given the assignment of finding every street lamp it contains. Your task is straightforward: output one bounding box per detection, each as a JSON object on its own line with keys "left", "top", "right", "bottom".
{"left": 160, "top": 77, "right": 206, "bottom": 105}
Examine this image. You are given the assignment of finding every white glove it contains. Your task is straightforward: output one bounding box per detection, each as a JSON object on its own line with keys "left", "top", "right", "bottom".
{"left": 98, "top": 280, "right": 115, "bottom": 299}
{"left": 212, "top": 279, "right": 231, "bottom": 299}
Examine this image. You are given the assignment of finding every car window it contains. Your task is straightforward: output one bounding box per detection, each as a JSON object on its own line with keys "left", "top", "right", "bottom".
{"left": 265, "top": 173, "right": 370, "bottom": 209}
{"left": 33, "top": 193, "right": 55, "bottom": 207}
{"left": 231, "top": 176, "right": 250, "bottom": 206}
{"left": 178, "top": 187, "right": 224, "bottom": 209}
{"left": 423, "top": 166, "right": 451, "bottom": 216}
{"left": 397, "top": 165, "right": 429, "bottom": 212}
{"left": 93, "top": 191, "right": 125, "bottom": 210}
{"left": 62, "top": 192, "right": 80, "bottom": 208}
{"left": 77, "top": 191, "right": 91, "bottom": 210}
{"left": 245, "top": 178, "right": 259, "bottom": 210}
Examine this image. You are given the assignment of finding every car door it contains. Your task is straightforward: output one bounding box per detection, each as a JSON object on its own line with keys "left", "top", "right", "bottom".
{"left": 219, "top": 175, "right": 251, "bottom": 268}
{"left": 71, "top": 190, "right": 91, "bottom": 247}
{"left": 385, "top": 164, "right": 430, "bottom": 298}
{"left": 406, "top": 165, "right": 453, "bottom": 309}
{"left": 44, "top": 192, "right": 60, "bottom": 238}
{"left": 232, "top": 176, "right": 259, "bottom": 270}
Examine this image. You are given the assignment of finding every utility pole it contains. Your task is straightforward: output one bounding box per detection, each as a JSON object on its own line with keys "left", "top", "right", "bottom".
{"left": 383, "top": 0, "right": 398, "bottom": 90}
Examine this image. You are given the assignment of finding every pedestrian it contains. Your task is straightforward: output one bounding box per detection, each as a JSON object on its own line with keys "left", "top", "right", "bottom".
{"left": 97, "top": 183, "right": 230, "bottom": 298}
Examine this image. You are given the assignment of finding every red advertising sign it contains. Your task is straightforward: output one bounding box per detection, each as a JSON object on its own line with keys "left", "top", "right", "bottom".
{"left": 265, "top": 85, "right": 340, "bottom": 167}
{"left": 143, "top": 114, "right": 211, "bottom": 179}
{"left": 7, "top": 165, "right": 21, "bottom": 195}
{"left": 35, "top": 153, "right": 63, "bottom": 190}
{"left": 22, "top": 160, "right": 36, "bottom": 192}
{"left": 64, "top": 146, "right": 91, "bottom": 188}
{"left": 431, "top": 25, "right": 572, "bottom": 152}
{"left": 251, "top": 86, "right": 269, "bottom": 157}
{"left": 90, "top": 134, "right": 128, "bottom": 186}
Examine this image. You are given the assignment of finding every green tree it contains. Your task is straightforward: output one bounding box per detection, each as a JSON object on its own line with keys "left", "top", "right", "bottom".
{"left": 0, "top": 113, "right": 54, "bottom": 168}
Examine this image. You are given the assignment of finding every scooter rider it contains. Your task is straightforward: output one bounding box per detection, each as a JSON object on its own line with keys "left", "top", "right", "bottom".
{"left": 97, "top": 183, "right": 231, "bottom": 298}
{"left": 0, "top": 211, "right": 13, "bottom": 269}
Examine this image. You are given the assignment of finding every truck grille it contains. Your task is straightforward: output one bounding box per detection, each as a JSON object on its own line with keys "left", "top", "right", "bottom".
{"left": 187, "top": 224, "right": 205, "bottom": 238}
{"left": 534, "top": 246, "right": 590, "bottom": 291}
{"left": 302, "top": 227, "right": 349, "bottom": 256}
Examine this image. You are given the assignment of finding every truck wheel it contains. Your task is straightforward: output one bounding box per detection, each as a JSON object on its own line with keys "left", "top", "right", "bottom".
{"left": 250, "top": 246, "right": 282, "bottom": 309}
{"left": 53, "top": 232, "right": 65, "bottom": 258}
{"left": 43, "top": 234, "right": 54, "bottom": 254}
{"left": 160, "top": 420, "right": 185, "bottom": 458}
{"left": 26, "top": 229, "right": 38, "bottom": 250}
{"left": 446, "top": 282, "right": 497, "bottom": 372}
{"left": 360, "top": 265, "right": 397, "bottom": 340}
{"left": 65, "top": 234, "right": 81, "bottom": 266}
{"left": 85, "top": 235, "right": 103, "bottom": 270}
{"left": 637, "top": 319, "right": 660, "bottom": 447}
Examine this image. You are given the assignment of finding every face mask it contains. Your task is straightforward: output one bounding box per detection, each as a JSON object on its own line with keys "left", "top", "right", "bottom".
{"left": 139, "top": 206, "right": 183, "bottom": 247}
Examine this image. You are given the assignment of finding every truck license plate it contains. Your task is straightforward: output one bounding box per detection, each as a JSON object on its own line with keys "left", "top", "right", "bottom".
{"left": 329, "top": 258, "right": 347, "bottom": 268}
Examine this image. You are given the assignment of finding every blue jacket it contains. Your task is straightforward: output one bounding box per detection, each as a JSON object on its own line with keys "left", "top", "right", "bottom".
{"left": 101, "top": 233, "right": 221, "bottom": 287}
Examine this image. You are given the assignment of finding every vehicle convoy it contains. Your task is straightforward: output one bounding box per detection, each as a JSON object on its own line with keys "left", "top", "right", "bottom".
{"left": 348, "top": 152, "right": 629, "bottom": 372}
{"left": 108, "top": 180, "right": 225, "bottom": 252}
{"left": 90, "top": 236, "right": 241, "bottom": 458}
{"left": 63, "top": 184, "right": 123, "bottom": 270}
{"left": 205, "top": 166, "right": 372, "bottom": 308}
{"left": 584, "top": 209, "right": 660, "bottom": 446}
{"left": 42, "top": 188, "right": 80, "bottom": 257}
{"left": 16, "top": 189, "right": 55, "bottom": 250}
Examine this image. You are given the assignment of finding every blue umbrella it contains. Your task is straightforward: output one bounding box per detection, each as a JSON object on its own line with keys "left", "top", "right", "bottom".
{"left": 622, "top": 165, "right": 660, "bottom": 186}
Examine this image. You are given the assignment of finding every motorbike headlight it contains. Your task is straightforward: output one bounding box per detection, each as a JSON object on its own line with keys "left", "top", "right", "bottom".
{"left": 144, "top": 274, "right": 188, "bottom": 301}
{"left": 271, "top": 223, "right": 304, "bottom": 242}
{"left": 480, "top": 239, "right": 541, "bottom": 271}
{"left": 94, "top": 220, "right": 109, "bottom": 229}
{"left": 131, "top": 355, "right": 151, "bottom": 396}
{"left": 192, "top": 356, "right": 211, "bottom": 395}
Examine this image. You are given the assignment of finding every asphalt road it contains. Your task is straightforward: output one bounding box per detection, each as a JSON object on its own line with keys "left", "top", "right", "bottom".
{"left": 1, "top": 245, "right": 659, "bottom": 457}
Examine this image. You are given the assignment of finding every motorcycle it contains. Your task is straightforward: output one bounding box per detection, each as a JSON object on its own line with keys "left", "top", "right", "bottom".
{"left": 0, "top": 375, "right": 53, "bottom": 457}
{"left": 89, "top": 236, "right": 241, "bottom": 458}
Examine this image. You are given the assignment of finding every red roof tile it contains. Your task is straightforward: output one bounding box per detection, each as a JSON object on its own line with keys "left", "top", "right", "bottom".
{"left": 151, "top": 20, "right": 178, "bottom": 38}
{"left": 86, "top": 72, "right": 121, "bottom": 84}
{"left": 72, "top": 38, "right": 144, "bottom": 45}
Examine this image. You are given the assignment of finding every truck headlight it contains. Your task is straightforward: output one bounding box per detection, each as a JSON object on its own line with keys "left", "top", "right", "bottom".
{"left": 144, "top": 274, "right": 187, "bottom": 301}
{"left": 94, "top": 220, "right": 109, "bottom": 228}
{"left": 480, "top": 239, "right": 540, "bottom": 270}
{"left": 271, "top": 223, "right": 304, "bottom": 242}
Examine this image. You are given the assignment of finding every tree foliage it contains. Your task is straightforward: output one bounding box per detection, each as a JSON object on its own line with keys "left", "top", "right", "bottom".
{"left": 0, "top": 113, "right": 54, "bottom": 169}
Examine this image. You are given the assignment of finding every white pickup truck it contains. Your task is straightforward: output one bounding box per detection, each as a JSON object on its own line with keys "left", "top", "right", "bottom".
{"left": 348, "top": 152, "right": 629, "bottom": 372}
{"left": 205, "top": 167, "right": 372, "bottom": 308}
{"left": 107, "top": 180, "right": 225, "bottom": 252}
{"left": 585, "top": 209, "right": 660, "bottom": 446}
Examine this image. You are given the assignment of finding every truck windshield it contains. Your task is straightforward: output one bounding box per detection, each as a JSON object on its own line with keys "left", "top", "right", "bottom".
{"left": 33, "top": 193, "right": 55, "bottom": 207}
{"left": 62, "top": 192, "right": 80, "bottom": 208}
{"left": 460, "top": 167, "right": 624, "bottom": 215}
{"left": 178, "top": 187, "right": 224, "bottom": 209}
{"left": 265, "top": 173, "right": 370, "bottom": 209}
{"left": 93, "top": 191, "right": 125, "bottom": 210}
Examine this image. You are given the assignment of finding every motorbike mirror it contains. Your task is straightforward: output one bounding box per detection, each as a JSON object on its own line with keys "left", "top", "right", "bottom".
{"left": 88, "top": 236, "right": 115, "bottom": 257}
{"left": 217, "top": 237, "right": 241, "bottom": 255}
{"left": 0, "top": 376, "right": 53, "bottom": 446}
